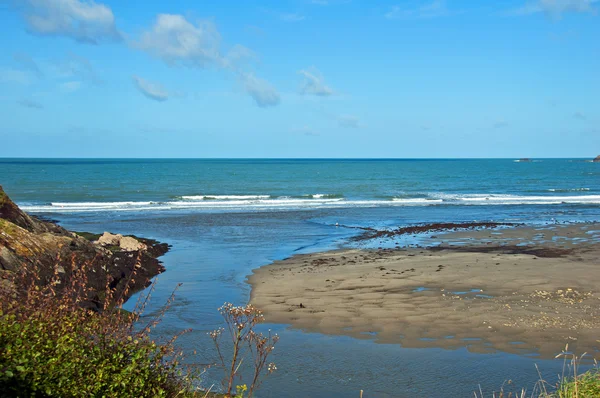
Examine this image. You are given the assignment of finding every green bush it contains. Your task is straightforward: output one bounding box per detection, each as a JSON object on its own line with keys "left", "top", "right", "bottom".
{"left": 0, "top": 262, "right": 193, "bottom": 397}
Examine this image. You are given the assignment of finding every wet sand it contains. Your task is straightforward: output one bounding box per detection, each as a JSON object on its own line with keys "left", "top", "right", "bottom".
{"left": 248, "top": 223, "right": 600, "bottom": 359}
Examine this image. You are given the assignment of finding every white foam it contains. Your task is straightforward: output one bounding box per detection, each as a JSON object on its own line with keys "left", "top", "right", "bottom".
{"left": 433, "top": 193, "right": 600, "bottom": 205}
{"left": 392, "top": 198, "right": 444, "bottom": 204}
{"left": 180, "top": 195, "right": 270, "bottom": 200}
{"left": 51, "top": 201, "right": 154, "bottom": 208}
{"left": 19, "top": 193, "right": 600, "bottom": 213}
{"left": 547, "top": 188, "right": 590, "bottom": 192}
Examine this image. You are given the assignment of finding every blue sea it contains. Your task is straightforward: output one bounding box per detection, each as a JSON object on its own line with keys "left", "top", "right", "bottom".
{"left": 1, "top": 158, "right": 599, "bottom": 397}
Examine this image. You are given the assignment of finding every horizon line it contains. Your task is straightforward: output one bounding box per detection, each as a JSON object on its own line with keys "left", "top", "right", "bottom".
{"left": 0, "top": 156, "right": 597, "bottom": 161}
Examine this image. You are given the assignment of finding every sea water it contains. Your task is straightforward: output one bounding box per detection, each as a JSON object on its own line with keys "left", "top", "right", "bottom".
{"left": 1, "top": 158, "right": 599, "bottom": 397}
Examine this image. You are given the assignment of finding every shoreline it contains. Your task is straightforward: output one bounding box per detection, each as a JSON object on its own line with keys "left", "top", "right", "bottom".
{"left": 248, "top": 222, "right": 600, "bottom": 359}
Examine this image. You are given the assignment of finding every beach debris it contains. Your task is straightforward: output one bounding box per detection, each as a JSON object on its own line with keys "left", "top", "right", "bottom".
{"left": 530, "top": 289, "right": 591, "bottom": 304}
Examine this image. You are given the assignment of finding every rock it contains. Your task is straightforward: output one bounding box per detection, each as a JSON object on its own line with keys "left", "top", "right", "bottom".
{"left": 96, "top": 232, "right": 123, "bottom": 246}
{"left": 119, "top": 236, "right": 147, "bottom": 252}
{"left": 0, "top": 185, "right": 63, "bottom": 234}
{"left": 0, "top": 187, "right": 168, "bottom": 310}
{"left": 518, "top": 158, "right": 532, "bottom": 162}
{"left": 593, "top": 155, "right": 600, "bottom": 163}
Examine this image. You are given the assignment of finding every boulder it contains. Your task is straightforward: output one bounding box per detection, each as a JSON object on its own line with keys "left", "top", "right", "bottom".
{"left": 96, "top": 232, "right": 123, "bottom": 246}
{"left": 119, "top": 236, "right": 147, "bottom": 252}
{"left": 593, "top": 155, "right": 600, "bottom": 163}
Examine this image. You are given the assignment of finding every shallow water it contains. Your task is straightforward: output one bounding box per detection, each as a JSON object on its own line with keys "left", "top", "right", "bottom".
{"left": 2, "top": 158, "right": 599, "bottom": 397}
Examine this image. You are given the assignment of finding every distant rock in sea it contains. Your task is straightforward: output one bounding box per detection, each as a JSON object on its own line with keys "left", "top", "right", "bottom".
{"left": 593, "top": 155, "right": 600, "bottom": 162}
{"left": 516, "top": 158, "right": 532, "bottom": 162}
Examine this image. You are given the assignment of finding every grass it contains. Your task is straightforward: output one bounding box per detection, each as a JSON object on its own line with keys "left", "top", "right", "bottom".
{"left": 475, "top": 346, "right": 600, "bottom": 398}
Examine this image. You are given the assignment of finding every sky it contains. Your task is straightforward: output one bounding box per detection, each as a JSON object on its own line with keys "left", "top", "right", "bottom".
{"left": 0, "top": 0, "right": 598, "bottom": 158}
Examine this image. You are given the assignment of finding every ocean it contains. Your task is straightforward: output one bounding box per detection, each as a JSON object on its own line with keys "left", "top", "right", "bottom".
{"left": 1, "top": 158, "right": 599, "bottom": 397}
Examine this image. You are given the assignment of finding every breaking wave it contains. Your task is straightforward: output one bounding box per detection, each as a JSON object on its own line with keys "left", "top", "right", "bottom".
{"left": 19, "top": 193, "right": 600, "bottom": 213}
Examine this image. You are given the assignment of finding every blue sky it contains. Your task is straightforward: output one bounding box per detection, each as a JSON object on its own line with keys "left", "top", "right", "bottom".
{"left": 0, "top": 0, "right": 598, "bottom": 158}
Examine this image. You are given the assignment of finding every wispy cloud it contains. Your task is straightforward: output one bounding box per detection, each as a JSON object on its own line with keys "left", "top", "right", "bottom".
{"left": 17, "top": 98, "right": 43, "bottom": 109}
{"left": 132, "top": 75, "right": 169, "bottom": 102}
{"left": 573, "top": 111, "right": 587, "bottom": 120}
{"left": 299, "top": 67, "right": 334, "bottom": 96}
{"left": 262, "top": 8, "right": 306, "bottom": 22}
{"left": 338, "top": 114, "right": 361, "bottom": 128}
{"left": 0, "top": 67, "right": 35, "bottom": 85}
{"left": 291, "top": 125, "right": 320, "bottom": 136}
{"left": 60, "top": 81, "right": 82, "bottom": 93}
{"left": 511, "top": 0, "right": 598, "bottom": 18}
{"left": 309, "top": 0, "right": 352, "bottom": 5}
{"left": 239, "top": 72, "right": 281, "bottom": 107}
{"left": 13, "top": 52, "right": 43, "bottom": 78}
{"left": 55, "top": 53, "right": 103, "bottom": 85}
{"left": 385, "top": 0, "right": 449, "bottom": 19}
{"left": 136, "top": 14, "right": 280, "bottom": 107}
{"left": 245, "top": 25, "right": 266, "bottom": 36}
{"left": 492, "top": 120, "right": 509, "bottom": 129}
{"left": 13, "top": 0, "right": 121, "bottom": 44}
{"left": 280, "top": 12, "right": 306, "bottom": 22}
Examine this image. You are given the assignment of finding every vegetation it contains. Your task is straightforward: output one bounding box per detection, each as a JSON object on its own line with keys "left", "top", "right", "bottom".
{"left": 0, "top": 258, "right": 194, "bottom": 397}
{"left": 0, "top": 253, "right": 278, "bottom": 397}
{"left": 476, "top": 346, "right": 599, "bottom": 398}
{"left": 209, "top": 303, "right": 278, "bottom": 397}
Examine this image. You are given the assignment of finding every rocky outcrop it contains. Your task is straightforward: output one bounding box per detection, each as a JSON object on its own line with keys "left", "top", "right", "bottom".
{"left": 95, "top": 232, "right": 148, "bottom": 252}
{"left": 0, "top": 188, "right": 63, "bottom": 235}
{"left": 119, "top": 236, "right": 147, "bottom": 252}
{"left": 0, "top": 185, "right": 169, "bottom": 310}
{"left": 593, "top": 155, "right": 600, "bottom": 163}
{"left": 96, "top": 232, "right": 123, "bottom": 246}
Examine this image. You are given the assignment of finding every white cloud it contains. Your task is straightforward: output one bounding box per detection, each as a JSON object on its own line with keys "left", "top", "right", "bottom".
{"left": 15, "top": 0, "right": 120, "bottom": 44}
{"left": 386, "top": 1, "right": 449, "bottom": 19}
{"left": 239, "top": 72, "right": 281, "bottom": 107}
{"left": 137, "top": 14, "right": 223, "bottom": 68}
{"left": 137, "top": 14, "right": 280, "bottom": 107}
{"left": 225, "top": 45, "right": 258, "bottom": 67}
{"left": 338, "top": 114, "right": 361, "bottom": 128}
{"left": 17, "top": 98, "right": 44, "bottom": 109}
{"left": 512, "top": 0, "right": 598, "bottom": 17}
{"left": 132, "top": 75, "right": 169, "bottom": 102}
{"left": 299, "top": 68, "right": 334, "bottom": 96}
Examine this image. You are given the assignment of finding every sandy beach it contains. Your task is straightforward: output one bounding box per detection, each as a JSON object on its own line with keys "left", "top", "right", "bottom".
{"left": 248, "top": 223, "right": 600, "bottom": 359}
